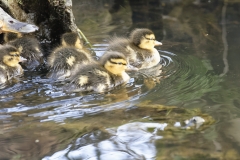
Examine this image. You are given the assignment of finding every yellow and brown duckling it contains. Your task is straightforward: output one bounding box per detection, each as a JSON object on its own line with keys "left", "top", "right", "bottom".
{"left": 66, "top": 51, "right": 130, "bottom": 93}
{"left": 106, "top": 28, "right": 162, "bottom": 70}
{"left": 0, "top": 45, "right": 26, "bottom": 84}
{"left": 4, "top": 32, "right": 43, "bottom": 71}
{"left": 47, "top": 47, "right": 94, "bottom": 80}
{"left": 47, "top": 32, "right": 94, "bottom": 80}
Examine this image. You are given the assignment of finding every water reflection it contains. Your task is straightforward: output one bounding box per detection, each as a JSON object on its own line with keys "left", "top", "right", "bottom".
{"left": 43, "top": 122, "right": 167, "bottom": 160}
{"left": 43, "top": 114, "right": 209, "bottom": 160}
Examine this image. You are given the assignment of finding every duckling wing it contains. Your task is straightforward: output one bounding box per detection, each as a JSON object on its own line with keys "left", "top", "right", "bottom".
{"left": 107, "top": 38, "right": 132, "bottom": 56}
{"left": 48, "top": 47, "right": 93, "bottom": 80}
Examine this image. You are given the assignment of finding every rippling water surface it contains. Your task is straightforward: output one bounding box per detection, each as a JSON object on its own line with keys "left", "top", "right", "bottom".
{"left": 1, "top": 0, "right": 240, "bottom": 159}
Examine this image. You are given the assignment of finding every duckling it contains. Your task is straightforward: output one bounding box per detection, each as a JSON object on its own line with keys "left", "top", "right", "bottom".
{"left": 0, "top": 45, "right": 26, "bottom": 84}
{"left": 66, "top": 51, "right": 130, "bottom": 93}
{"left": 106, "top": 28, "right": 162, "bottom": 70}
{"left": 47, "top": 32, "right": 94, "bottom": 80}
{"left": 47, "top": 47, "right": 94, "bottom": 80}
{"left": 4, "top": 32, "right": 43, "bottom": 71}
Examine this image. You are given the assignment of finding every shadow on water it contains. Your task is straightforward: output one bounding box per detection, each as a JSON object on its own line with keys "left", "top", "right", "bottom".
{"left": 1, "top": 0, "right": 240, "bottom": 159}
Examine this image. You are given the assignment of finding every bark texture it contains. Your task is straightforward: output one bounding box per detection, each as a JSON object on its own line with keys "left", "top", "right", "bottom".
{"left": 0, "top": 0, "right": 78, "bottom": 44}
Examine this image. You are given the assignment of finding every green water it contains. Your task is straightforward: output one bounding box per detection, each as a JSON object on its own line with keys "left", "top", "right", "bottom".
{"left": 1, "top": 0, "right": 240, "bottom": 159}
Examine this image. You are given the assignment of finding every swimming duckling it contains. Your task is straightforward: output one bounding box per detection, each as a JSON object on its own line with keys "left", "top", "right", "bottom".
{"left": 0, "top": 45, "right": 25, "bottom": 84}
{"left": 47, "top": 32, "right": 94, "bottom": 80}
{"left": 4, "top": 32, "right": 43, "bottom": 71}
{"left": 47, "top": 46, "right": 94, "bottom": 80}
{"left": 66, "top": 51, "right": 130, "bottom": 93}
{"left": 106, "top": 28, "right": 162, "bottom": 70}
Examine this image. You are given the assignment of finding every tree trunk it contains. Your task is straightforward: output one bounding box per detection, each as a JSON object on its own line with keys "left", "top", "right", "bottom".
{"left": 0, "top": 0, "right": 78, "bottom": 44}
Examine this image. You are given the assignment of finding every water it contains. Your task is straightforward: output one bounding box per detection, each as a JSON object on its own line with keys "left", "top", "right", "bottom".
{"left": 1, "top": 0, "right": 240, "bottom": 159}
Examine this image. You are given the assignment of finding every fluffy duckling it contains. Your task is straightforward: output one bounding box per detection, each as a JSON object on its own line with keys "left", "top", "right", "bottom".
{"left": 106, "top": 28, "right": 162, "bottom": 70}
{"left": 66, "top": 51, "right": 130, "bottom": 93}
{"left": 47, "top": 47, "right": 93, "bottom": 80}
{"left": 0, "top": 45, "right": 25, "bottom": 84}
{"left": 47, "top": 32, "right": 94, "bottom": 80}
{"left": 4, "top": 32, "right": 43, "bottom": 70}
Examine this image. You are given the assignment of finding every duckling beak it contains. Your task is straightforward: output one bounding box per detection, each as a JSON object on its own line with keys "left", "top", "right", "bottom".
{"left": 154, "top": 40, "right": 162, "bottom": 46}
{"left": 19, "top": 56, "right": 27, "bottom": 62}
{"left": 0, "top": 8, "right": 38, "bottom": 34}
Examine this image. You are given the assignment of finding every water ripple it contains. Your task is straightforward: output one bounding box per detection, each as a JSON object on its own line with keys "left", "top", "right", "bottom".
{"left": 148, "top": 51, "right": 221, "bottom": 106}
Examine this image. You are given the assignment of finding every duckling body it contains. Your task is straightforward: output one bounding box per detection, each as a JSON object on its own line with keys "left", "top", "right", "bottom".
{"left": 67, "top": 51, "right": 130, "bottom": 93}
{"left": 47, "top": 32, "right": 93, "bottom": 80}
{"left": 106, "top": 28, "right": 162, "bottom": 70}
{"left": 4, "top": 32, "right": 43, "bottom": 70}
{"left": 48, "top": 46, "right": 93, "bottom": 80}
{"left": 0, "top": 45, "right": 24, "bottom": 84}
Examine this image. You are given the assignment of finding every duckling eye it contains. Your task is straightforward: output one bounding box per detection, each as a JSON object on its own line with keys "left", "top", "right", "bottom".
{"left": 109, "top": 60, "right": 126, "bottom": 65}
{"left": 9, "top": 52, "right": 20, "bottom": 57}
{"left": 144, "top": 36, "right": 156, "bottom": 41}
{"left": 8, "top": 58, "right": 13, "bottom": 61}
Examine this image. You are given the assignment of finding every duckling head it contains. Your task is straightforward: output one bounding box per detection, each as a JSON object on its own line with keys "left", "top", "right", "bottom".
{"left": 0, "top": 45, "right": 25, "bottom": 67}
{"left": 130, "top": 28, "right": 162, "bottom": 51}
{"left": 61, "top": 32, "right": 83, "bottom": 49}
{"left": 4, "top": 32, "right": 22, "bottom": 42}
{"left": 100, "top": 51, "right": 128, "bottom": 76}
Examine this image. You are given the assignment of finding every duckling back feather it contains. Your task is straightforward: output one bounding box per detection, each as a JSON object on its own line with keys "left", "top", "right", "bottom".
{"left": 48, "top": 47, "right": 92, "bottom": 71}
